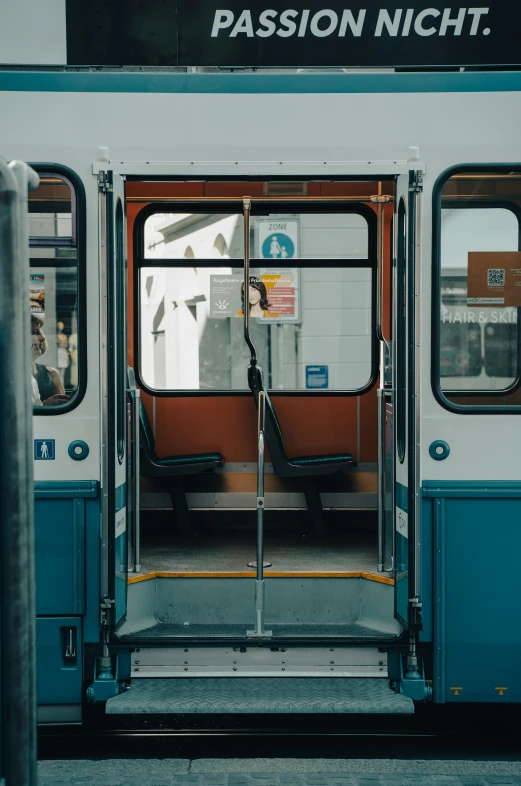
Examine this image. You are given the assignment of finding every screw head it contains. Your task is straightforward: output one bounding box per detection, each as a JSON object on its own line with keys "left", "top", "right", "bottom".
{"left": 135, "top": 660, "right": 140, "bottom": 665}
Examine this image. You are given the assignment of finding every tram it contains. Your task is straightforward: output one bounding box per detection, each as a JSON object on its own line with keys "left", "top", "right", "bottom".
{"left": 1, "top": 1, "right": 521, "bottom": 732}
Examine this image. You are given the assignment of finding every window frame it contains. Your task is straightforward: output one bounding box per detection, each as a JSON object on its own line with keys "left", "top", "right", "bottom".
{"left": 432, "top": 164, "right": 521, "bottom": 414}
{"left": 134, "top": 200, "right": 378, "bottom": 397}
{"left": 396, "top": 196, "right": 407, "bottom": 463}
{"left": 30, "top": 163, "right": 87, "bottom": 415}
{"left": 115, "top": 197, "right": 126, "bottom": 462}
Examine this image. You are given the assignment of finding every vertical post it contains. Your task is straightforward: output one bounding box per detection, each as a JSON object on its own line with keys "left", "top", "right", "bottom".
{"left": 248, "top": 390, "right": 272, "bottom": 638}
{"left": 0, "top": 158, "right": 39, "bottom": 786}
{"left": 133, "top": 388, "right": 141, "bottom": 572}
{"left": 377, "top": 382, "right": 385, "bottom": 573}
{"left": 243, "top": 197, "right": 256, "bottom": 364}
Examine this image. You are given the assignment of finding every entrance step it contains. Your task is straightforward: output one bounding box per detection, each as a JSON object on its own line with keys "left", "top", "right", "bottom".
{"left": 106, "top": 677, "right": 413, "bottom": 714}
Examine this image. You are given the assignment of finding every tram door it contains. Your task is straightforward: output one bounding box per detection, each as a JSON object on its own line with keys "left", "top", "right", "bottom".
{"left": 99, "top": 171, "right": 128, "bottom": 629}
{"left": 393, "top": 170, "right": 420, "bottom": 627}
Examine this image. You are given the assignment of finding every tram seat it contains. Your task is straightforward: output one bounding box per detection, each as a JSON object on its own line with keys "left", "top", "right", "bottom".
{"left": 128, "top": 368, "right": 223, "bottom": 536}
{"left": 248, "top": 365, "right": 356, "bottom": 537}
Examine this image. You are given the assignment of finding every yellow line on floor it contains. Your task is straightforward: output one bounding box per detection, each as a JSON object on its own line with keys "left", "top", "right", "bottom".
{"left": 128, "top": 571, "right": 394, "bottom": 585}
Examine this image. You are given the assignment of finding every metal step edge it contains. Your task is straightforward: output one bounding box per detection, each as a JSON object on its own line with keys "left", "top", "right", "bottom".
{"left": 105, "top": 677, "right": 414, "bottom": 715}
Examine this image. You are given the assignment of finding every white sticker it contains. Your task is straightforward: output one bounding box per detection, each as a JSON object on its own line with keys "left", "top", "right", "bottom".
{"left": 115, "top": 507, "right": 126, "bottom": 538}
{"left": 396, "top": 507, "right": 408, "bottom": 538}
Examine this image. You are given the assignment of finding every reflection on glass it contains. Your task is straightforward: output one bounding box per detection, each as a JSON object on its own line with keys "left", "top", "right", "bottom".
{"left": 140, "top": 266, "right": 372, "bottom": 392}
{"left": 29, "top": 176, "right": 73, "bottom": 241}
{"left": 439, "top": 196, "right": 520, "bottom": 393}
{"left": 31, "top": 266, "right": 79, "bottom": 407}
{"left": 143, "top": 212, "right": 368, "bottom": 260}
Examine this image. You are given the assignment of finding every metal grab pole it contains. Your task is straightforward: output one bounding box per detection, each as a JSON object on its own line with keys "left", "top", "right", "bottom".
{"left": 247, "top": 391, "right": 272, "bottom": 638}
{"left": 377, "top": 384, "right": 385, "bottom": 573}
{"left": 242, "top": 197, "right": 256, "bottom": 364}
{"left": 0, "top": 158, "right": 39, "bottom": 786}
{"left": 133, "top": 389, "right": 141, "bottom": 572}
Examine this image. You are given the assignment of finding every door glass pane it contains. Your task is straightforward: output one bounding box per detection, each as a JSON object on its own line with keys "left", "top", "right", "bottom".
{"left": 139, "top": 265, "right": 373, "bottom": 392}
{"left": 143, "top": 212, "right": 368, "bottom": 260}
{"left": 31, "top": 266, "right": 79, "bottom": 406}
{"left": 439, "top": 189, "right": 521, "bottom": 400}
{"left": 29, "top": 175, "right": 73, "bottom": 242}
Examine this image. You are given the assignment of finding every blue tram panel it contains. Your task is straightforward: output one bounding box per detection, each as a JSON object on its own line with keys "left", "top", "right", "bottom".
{"left": 435, "top": 492, "right": 521, "bottom": 703}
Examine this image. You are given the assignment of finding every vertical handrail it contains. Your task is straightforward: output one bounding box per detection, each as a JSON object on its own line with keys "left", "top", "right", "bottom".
{"left": 133, "top": 388, "right": 141, "bottom": 572}
{"left": 0, "top": 158, "right": 39, "bottom": 786}
{"left": 243, "top": 198, "right": 271, "bottom": 638}
{"left": 377, "top": 379, "right": 385, "bottom": 573}
{"left": 126, "top": 377, "right": 141, "bottom": 574}
{"left": 243, "top": 196, "right": 256, "bottom": 364}
{"left": 248, "top": 390, "right": 271, "bottom": 637}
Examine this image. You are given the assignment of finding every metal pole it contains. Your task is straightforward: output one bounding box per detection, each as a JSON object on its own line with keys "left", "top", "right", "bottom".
{"left": 133, "top": 388, "right": 141, "bottom": 572}
{"left": 376, "top": 383, "right": 385, "bottom": 573}
{"left": 243, "top": 197, "right": 256, "bottom": 365}
{"left": 248, "top": 390, "right": 272, "bottom": 638}
{"left": 0, "top": 157, "right": 39, "bottom": 786}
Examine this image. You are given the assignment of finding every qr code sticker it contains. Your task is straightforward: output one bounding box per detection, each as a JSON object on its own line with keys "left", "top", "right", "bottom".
{"left": 487, "top": 268, "right": 505, "bottom": 287}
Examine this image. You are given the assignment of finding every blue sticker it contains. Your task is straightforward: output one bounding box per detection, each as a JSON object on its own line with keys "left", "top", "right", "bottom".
{"left": 306, "top": 365, "right": 328, "bottom": 389}
{"left": 34, "top": 439, "right": 55, "bottom": 460}
{"left": 261, "top": 232, "right": 295, "bottom": 259}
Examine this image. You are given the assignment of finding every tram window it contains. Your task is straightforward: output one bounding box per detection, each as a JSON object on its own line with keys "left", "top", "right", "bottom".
{"left": 137, "top": 204, "right": 374, "bottom": 394}
{"left": 143, "top": 211, "right": 368, "bottom": 261}
{"left": 144, "top": 213, "right": 245, "bottom": 259}
{"left": 435, "top": 170, "right": 521, "bottom": 409}
{"left": 484, "top": 324, "right": 517, "bottom": 379}
{"left": 29, "top": 170, "right": 84, "bottom": 412}
{"left": 138, "top": 265, "right": 374, "bottom": 392}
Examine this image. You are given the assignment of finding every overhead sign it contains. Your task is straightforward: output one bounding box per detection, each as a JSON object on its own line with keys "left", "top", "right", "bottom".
{"left": 467, "top": 252, "right": 521, "bottom": 307}
{"left": 66, "top": 2, "right": 521, "bottom": 68}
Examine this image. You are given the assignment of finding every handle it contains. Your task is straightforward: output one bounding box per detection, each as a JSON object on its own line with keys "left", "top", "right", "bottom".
{"left": 243, "top": 197, "right": 257, "bottom": 366}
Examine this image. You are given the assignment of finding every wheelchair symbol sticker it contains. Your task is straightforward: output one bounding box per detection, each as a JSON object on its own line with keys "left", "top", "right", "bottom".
{"left": 34, "top": 439, "right": 55, "bottom": 460}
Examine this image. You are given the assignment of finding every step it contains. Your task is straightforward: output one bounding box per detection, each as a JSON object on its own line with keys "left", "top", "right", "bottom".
{"left": 105, "top": 677, "right": 414, "bottom": 714}
{"left": 128, "top": 646, "right": 390, "bottom": 678}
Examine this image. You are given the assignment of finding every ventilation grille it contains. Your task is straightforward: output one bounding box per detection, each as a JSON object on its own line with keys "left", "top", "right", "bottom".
{"left": 263, "top": 182, "right": 308, "bottom": 196}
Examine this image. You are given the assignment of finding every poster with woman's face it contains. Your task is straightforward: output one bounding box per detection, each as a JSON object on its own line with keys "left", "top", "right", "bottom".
{"left": 210, "top": 270, "right": 299, "bottom": 322}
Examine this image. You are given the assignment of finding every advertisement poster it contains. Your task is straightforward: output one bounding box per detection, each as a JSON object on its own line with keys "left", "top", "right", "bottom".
{"left": 30, "top": 274, "right": 45, "bottom": 314}
{"left": 467, "top": 252, "right": 521, "bottom": 306}
{"left": 210, "top": 270, "right": 300, "bottom": 323}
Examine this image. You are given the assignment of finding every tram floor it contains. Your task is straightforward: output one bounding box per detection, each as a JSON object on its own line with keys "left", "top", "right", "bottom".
{"left": 136, "top": 510, "right": 384, "bottom": 577}
{"left": 121, "top": 512, "right": 398, "bottom": 640}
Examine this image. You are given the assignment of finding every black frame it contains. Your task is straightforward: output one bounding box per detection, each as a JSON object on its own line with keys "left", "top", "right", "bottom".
{"left": 432, "top": 164, "right": 521, "bottom": 413}
{"left": 133, "top": 199, "right": 378, "bottom": 397}
{"left": 30, "top": 163, "right": 87, "bottom": 415}
{"left": 396, "top": 196, "right": 407, "bottom": 464}
{"left": 115, "top": 197, "right": 126, "bottom": 463}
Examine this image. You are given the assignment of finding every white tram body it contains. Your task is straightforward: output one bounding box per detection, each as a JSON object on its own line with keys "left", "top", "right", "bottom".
{"left": 1, "top": 0, "right": 521, "bottom": 728}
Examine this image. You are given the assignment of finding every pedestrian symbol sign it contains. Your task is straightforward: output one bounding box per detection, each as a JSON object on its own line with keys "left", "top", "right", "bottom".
{"left": 34, "top": 439, "right": 55, "bottom": 460}
{"left": 262, "top": 232, "right": 295, "bottom": 260}
{"left": 257, "top": 219, "right": 299, "bottom": 260}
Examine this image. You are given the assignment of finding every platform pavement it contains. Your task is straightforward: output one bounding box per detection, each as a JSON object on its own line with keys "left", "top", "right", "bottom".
{"left": 37, "top": 758, "right": 521, "bottom": 786}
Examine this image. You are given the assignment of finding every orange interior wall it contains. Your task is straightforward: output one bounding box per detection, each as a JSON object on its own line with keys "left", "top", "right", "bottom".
{"left": 126, "top": 181, "right": 393, "bottom": 464}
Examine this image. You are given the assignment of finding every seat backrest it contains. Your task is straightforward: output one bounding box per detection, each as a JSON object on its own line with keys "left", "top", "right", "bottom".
{"left": 247, "top": 364, "right": 289, "bottom": 474}
{"left": 139, "top": 400, "right": 156, "bottom": 456}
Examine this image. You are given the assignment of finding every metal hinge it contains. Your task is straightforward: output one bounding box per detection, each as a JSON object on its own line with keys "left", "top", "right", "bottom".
{"left": 98, "top": 170, "right": 113, "bottom": 193}
{"left": 409, "top": 171, "right": 423, "bottom": 193}
{"left": 100, "top": 596, "right": 115, "bottom": 626}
